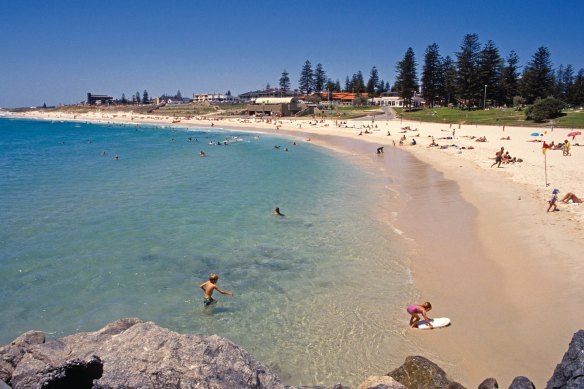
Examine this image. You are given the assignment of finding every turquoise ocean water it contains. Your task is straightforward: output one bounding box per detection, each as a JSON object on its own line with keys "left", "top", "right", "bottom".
{"left": 0, "top": 118, "right": 420, "bottom": 386}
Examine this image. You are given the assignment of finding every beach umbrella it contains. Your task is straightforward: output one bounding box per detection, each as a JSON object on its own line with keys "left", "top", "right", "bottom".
{"left": 567, "top": 131, "right": 581, "bottom": 137}
{"left": 530, "top": 132, "right": 542, "bottom": 136}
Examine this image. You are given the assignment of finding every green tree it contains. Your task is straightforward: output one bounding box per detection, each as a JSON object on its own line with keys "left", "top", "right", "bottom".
{"left": 279, "top": 69, "right": 290, "bottom": 91}
{"left": 314, "top": 63, "right": 327, "bottom": 93}
{"left": 367, "top": 66, "right": 380, "bottom": 97}
{"left": 525, "top": 97, "right": 565, "bottom": 122}
{"left": 121, "top": 93, "right": 127, "bottom": 104}
{"left": 572, "top": 69, "right": 584, "bottom": 106}
{"left": 299, "top": 60, "right": 314, "bottom": 94}
{"left": 176, "top": 90, "right": 182, "bottom": 100}
{"left": 344, "top": 76, "right": 351, "bottom": 92}
{"left": 421, "top": 43, "right": 442, "bottom": 107}
{"left": 142, "top": 90, "right": 149, "bottom": 104}
{"left": 478, "top": 40, "right": 503, "bottom": 107}
{"left": 520, "top": 46, "right": 555, "bottom": 104}
{"left": 561, "top": 64, "right": 575, "bottom": 103}
{"left": 352, "top": 71, "right": 365, "bottom": 93}
{"left": 456, "top": 33, "right": 482, "bottom": 108}
{"left": 499, "top": 51, "right": 521, "bottom": 107}
{"left": 335, "top": 80, "right": 342, "bottom": 92}
{"left": 394, "top": 47, "right": 418, "bottom": 109}
{"left": 439, "top": 56, "right": 457, "bottom": 106}
{"left": 135, "top": 91, "right": 141, "bottom": 104}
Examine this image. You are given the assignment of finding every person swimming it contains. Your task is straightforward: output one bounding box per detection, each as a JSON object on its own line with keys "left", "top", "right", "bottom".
{"left": 274, "top": 207, "right": 285, "bottom": 216}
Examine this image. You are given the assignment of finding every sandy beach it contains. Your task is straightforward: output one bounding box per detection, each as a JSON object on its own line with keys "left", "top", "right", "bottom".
{"left": 8, "top": 109, "right": 584, "bottom": 387}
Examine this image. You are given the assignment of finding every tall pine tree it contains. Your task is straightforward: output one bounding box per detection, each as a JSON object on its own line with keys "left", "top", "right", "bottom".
{"left": 367, "top": 66, "right": 380, "bottom": 97}
{"left": 421, "top": 43, "right": 442, "bottom": 107}
{"left": 520, "top": 46, "right": 555, "bottom": 104}
{"left": 394, "top": 47, "right": 418, "bottom": 109}
{"left": 314, "top": 63, "right": 327, "bottom": 93}
{"left": 456, "top": 33, "right": 482, "bottom": 108}
{"left": 279, "top": 70, "right": 290, "bottom": 91}
{"left": 299, "top": 60, "right": 314, "bottom": 95}
{"left": 499, "top": 51, "right": 521, "bottom": 107}
{"left": 478, "top": 40, "right": 503, "bottom": 107}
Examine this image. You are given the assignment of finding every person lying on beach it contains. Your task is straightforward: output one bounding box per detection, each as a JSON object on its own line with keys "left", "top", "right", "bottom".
{"left": 548, "top": 189, "right": 560, "bottom": 212}
{"left": 476, "top": 136, "right": 487, "bottom": 142}
{"left": 560, "top": 192, "right": 582, "bottom": 204}
{"left": 500, "top": 136, "right": 511, "bottom": 140}
{"left": 502, "top": 151, "right": 516, "bottom": 164}
{"left": 200, "top": 273, "right": 234, "bottom": 307}
{"left": 407, "top": 302, "right": 433, "bottom": 329}
{"left": 274, "top": 207, "right": 285, "bottom": 216}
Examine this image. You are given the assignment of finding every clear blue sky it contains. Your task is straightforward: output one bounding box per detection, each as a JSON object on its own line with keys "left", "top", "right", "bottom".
{"left": 1, "top": 0, "right": 583, "bottom": 108}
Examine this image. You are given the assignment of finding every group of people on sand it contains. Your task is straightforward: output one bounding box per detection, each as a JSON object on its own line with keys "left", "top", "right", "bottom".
{"left": 491, "top": 146, "right": 520, "bottom": 167}
{"left": 547, "top": 189, "right": 582, "bottom": 212}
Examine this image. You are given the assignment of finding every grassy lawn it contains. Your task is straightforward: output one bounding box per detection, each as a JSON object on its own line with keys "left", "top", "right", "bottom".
{"left": 395, "top": 107, "right": 584, "bottom": 128}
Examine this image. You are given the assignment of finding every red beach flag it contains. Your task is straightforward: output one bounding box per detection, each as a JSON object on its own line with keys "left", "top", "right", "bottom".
{"left": 542, "top": 141, "right": 550, "bottom": 155}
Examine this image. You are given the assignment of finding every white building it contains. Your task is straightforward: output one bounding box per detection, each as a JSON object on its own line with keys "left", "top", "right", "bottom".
{"left": 371, "top": 92, "right": 426, "bottom": 108}
{"left": 192, "top": 93, "right": 239, "bottom": 103}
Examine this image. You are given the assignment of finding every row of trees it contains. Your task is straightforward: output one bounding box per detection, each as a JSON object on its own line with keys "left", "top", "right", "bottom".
{"left": 119, "top": 90, "right": 150, "bottom": 104}
{"left": 280, "top": 61, "right": 389, "bottom": 97}
{"left": 395, "top": 33, "right": 584, "bottom": 109}
{"left": 279, "top": 34, "right": 583, "bottom": 110}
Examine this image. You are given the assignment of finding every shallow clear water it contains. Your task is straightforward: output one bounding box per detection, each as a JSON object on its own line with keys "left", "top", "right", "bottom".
{"left": 0, "top": 118, "right": 417, "bottom": 386}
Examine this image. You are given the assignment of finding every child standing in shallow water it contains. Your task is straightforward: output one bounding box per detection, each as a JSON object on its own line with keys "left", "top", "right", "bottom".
{"left": 200, "top": 273, "right": 233, "bottom": 306}
{"left": 407, "top": 302, "right": 433, "bottom": 329}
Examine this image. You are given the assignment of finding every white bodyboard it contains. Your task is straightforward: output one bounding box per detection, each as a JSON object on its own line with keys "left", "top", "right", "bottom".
{"left": 416, "top": 317, "right": 451, "bottom": 330}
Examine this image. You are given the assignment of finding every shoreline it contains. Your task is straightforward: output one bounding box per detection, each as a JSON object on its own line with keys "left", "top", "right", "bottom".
{"left": 5, "top": 110, "right": 584, "bottom": 387}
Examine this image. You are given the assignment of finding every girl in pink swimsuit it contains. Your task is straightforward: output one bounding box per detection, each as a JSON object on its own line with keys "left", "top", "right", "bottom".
{"left": 407, "top": 302, "right": 433, "bottom": 329}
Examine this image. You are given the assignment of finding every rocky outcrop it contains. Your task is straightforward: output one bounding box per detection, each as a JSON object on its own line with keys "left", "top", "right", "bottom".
{"left": 5, "top": 318, "right": 283, "bottom": 389}
{"left": 508, "top": 376, "right": 535, "bottom": 389}
{"left": 546, "top": 330, "right": 584, "bottom": 389}
{"left": 478, "top": 377, "right": 498, "bottom": 389}
{"left": 1, "top": 319, "right": 583, "bottom": 389}
{"left": 387, "top": 356, "right": 465, "bottom": 389}
{"left": 0, "top": 330, "right": 45, "bottom": 383}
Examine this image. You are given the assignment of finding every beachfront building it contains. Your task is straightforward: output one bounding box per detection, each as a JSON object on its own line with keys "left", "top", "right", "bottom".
{"left": 246, "top": 97, "right": 303, "bottom": 117}
{"left": 371, "top": 92, "right": 426, "bottom": 108}
{"left": 238, "top": 88, "right": 296, "bottom": 103}
{"left": 303, "top": 92, "right": 363, "bottom": 106}
{"left": 192, "top": 93, "right": 239, "bottom": 104}
{"left": 87, "top": 93, "right": 113, "bottom": 105}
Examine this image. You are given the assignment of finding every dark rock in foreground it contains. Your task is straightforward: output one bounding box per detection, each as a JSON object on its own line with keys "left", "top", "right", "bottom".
{"left": 1, "top": 319, "right": 583, "bottom": 389}
{"left": 546, "top": 329, "right": 584, "bottom": 389}
{"left": 387, "top": 355, "right": 465, "bottom": 389}
{"left": 5, "top": 318, "right": 283, "bottom": 389}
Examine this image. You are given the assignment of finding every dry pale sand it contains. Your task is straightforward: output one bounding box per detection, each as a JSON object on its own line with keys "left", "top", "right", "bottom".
{"left": 10, "top": 110, "right": 584, "bottom": 387}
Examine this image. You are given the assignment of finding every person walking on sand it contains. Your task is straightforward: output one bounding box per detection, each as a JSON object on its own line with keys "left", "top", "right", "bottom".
{"left": 200, "top": 273, "right": 233, "bottom": 307}
{"left": 407, "top": 302, "right": 433, "bottom": 329}
{"left": 547, "top": 189, "right": 560, "bottom": 212}
{"left": 491, "top": 147, "right": 504, "bottom": 168}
